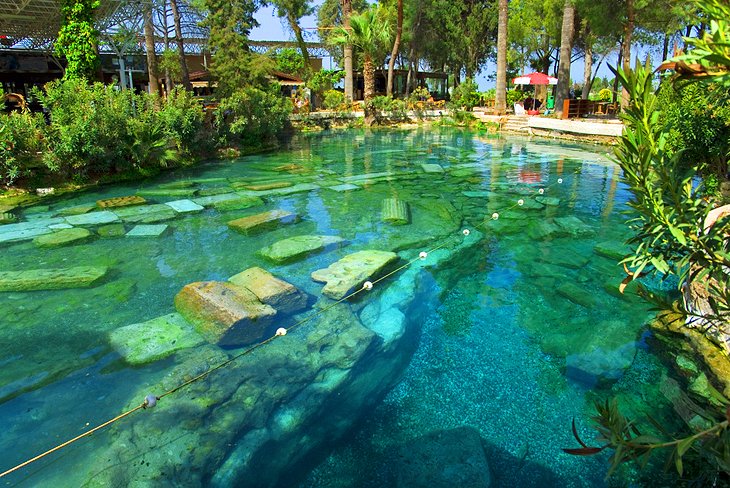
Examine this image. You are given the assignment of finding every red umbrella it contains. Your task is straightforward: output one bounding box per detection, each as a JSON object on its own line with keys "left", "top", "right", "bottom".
{"left": 513, "top": 72, "right": 558, "bottom": 85}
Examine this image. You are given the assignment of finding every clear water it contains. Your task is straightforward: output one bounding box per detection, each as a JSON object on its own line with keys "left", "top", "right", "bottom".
{"left": 0, "top": 128, "right": 680, "bottom": 487}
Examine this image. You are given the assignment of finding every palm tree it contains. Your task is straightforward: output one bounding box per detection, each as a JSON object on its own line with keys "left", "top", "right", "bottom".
{"left": 555, "top": 0, "right": 575, "bottom": 117}
{"left": 495, "top": 0, "right": 508, "bottom": 114}
{"left": 341, "top": 0, "right": 354, "bottom": 101}
{"left": 332, "top": 6, "right": 391, "bottom": 124}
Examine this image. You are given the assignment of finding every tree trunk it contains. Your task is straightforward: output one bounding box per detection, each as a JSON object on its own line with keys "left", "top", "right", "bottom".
{"left": 495, "top": 0, "right": 508, "bottom": 114}
{"left": 363, "top": 54, "right": 376, "bottom": 126}
{"left": 386, "top": 0, "right": 403, "bottom": 97}
{"left": 170, "top": 0, "right": 191, "bottom": 90}
{"left": 288, "top": 12, "right": 311, "bottom": 77}
{"left": 613, "top": 44, "right": 622, "bottom": 104}
{"left": 341, "top": 0, "right": 354, "bottom": 102}
{"left": 143, "top": 3, "right": 160, "bottom": 95}
{"left": 162, "top": 3, "right": 172, "bottom": 96}
{"left": 555, "top": 0, "right": 575, "bottom": 116}
{"left": 582, "top": 50, "right": 592, "bottom": 99}
{"left": 621, "top": 0, "right": 634, "bottom": 109}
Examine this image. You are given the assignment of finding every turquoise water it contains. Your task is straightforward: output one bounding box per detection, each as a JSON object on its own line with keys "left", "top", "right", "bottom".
{"left": 0, "top": 128, "right": 680, "bottom": 486}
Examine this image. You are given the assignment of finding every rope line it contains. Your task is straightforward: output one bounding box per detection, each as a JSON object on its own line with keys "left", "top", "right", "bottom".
{"left": 0, "top": 171, "right": 572, "bottom": 481}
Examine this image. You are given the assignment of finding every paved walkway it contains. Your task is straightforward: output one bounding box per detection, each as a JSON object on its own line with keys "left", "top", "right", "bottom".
{"left": 475, "top": 111, "right": 624, "bottom": 138}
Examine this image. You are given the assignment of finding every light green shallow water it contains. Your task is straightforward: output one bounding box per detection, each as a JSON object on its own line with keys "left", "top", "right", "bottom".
{"left": 0, "top": 128, "right": 681, "bottom": 487}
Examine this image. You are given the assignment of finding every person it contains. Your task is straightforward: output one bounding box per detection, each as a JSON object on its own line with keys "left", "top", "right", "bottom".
{"left": 524, "top": 97, "right": 534, "bottom": 111}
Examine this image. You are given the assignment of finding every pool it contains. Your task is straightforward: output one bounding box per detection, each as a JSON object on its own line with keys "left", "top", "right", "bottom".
{"left": 0, "top": 128, "right": 679, "bottom": 486}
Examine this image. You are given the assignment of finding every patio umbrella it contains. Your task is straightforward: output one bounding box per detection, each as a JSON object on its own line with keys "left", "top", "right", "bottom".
{"left": 512, "top": 72, "right": 558, "bottom": 86}
{"left": 512, "top": 72, "right": 557, "bottom": 111}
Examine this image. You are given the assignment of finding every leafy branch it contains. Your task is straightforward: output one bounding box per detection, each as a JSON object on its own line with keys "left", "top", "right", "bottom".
{"left": 564, "top": 399, "right": 730, "bottom": 480}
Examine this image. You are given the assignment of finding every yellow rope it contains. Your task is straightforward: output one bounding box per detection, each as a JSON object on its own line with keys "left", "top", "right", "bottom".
{"left": 0, "top": 170, "right": 574, "bottom": 480}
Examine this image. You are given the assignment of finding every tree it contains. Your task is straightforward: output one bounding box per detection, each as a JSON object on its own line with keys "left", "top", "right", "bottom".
{"left": 202, "top": 0, "right": 271, "bottom": 96}
{"left": 56, "top": 0, "right": 100, "bottom": 80}
{"left": 554, "top": 0, "right": 575, "bottom": 115}
{"left": 495, "top": 0, "right": 508, "bottom": 113}
{"left": 170, "top": 0, "right": 192, "bottom": 90}
{"left": 386, "top": 0, "right": 403, "bottom": 96}
{"left": 143, "top": 2, "right": 161, "bottom": 94}
{"left": 317, "top": 0, "right": 367, "bottom": 100}
{"left": 270, "top": 0, "right": 314, "bottom": 78}
{"left": 332, "top": 6, "right": 391, "bottom": 124}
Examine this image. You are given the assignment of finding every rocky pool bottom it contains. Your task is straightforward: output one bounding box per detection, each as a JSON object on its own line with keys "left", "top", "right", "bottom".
{"left": 0, "top": 129, "right": 702, "bottom": 486}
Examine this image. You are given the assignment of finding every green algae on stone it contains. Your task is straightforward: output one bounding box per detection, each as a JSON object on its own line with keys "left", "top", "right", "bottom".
{"left": 556, "top": 282, "right": 597, "bottom": 308}
{"left": 258, "top": 235, "right": 346, "bottom": 263}
{"left": 381, "top": 198, "right": 410, "bottom": 225}
{"left": 0, "top": 266, "right": 108, "bottom": 291}
{"left": 0, "top": 212, "right": 17, "bottom": 224}
{"left": 113, "top": 204, "right": 177, "bottom": 224}
{"left": 55, "top": 204, "right": 96, "bottom": 217}
{"left": 227, "top": 209, "right": 298, "bottom": 235}
{"left": 96, "top": 223, "right": 127, "bottom": 238}
{"left": 311, "top": 250, "right": 399, "bottom": 299}
{"left": 594, "top": 241, "right": 631, "bottom": 261}
{"left": 211, "top": 196, "right": 265, "bottom": 212}
{"left": 33, "top": 227, "right": 93, "bottom": 248}
{"left": 136, "top": 187, "right": 198, "bottom": 198}
{"left": 109, "top": 313, "right": 204, "bottom": 365}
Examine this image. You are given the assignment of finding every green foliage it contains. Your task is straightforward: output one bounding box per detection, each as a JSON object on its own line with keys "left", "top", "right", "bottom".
{"left": 33, "top": 79, "right": 203, "bottom": 179}
{"left": 613, "top": 60, "right": 729, "bottom": 321}
{"left": 307, "top": 69, "right": 344, "bottom": 102}
{"left": 216, "top": 84, "right": 292, "bottom": 147}
{"left": 56, "top": 0, "right": 100, "bottom": 80}
{"left": 159, "top": 49, "right": 183, "bottom": 83}
{"left": 0, "top": 112, "right": 45, "bottom": 185}
{"left": 673, "top": 0, "right": 730, "bottom": 88}
{"left": 657, "top": 81, "right": 730, "bottom": 179}
{"left": 597, "top": 88, "right": 612, "bottom": 101}
{"left": 368, "top": 95, "right": 408, "bottom": 121}
{"left": 448, "top": 78, "right": 480, "bottom": 111}
{"left": 201, "top": 0, "right": 272, "bottom": 96}
{"left": 564, "top": 399, "right": 730, "bottom": 483}
{"left": 322, "top": 89, "right": 346, "bottom": 110}
{"left": 274, "top": 48, "right": 306, "bottom": 76}
{"left": 506, "top": 89, "right": 526, "bottom": 106}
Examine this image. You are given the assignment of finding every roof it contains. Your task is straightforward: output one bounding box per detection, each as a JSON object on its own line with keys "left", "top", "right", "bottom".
{"left": 0, "top": 0, "right": 126, "bottom": 49}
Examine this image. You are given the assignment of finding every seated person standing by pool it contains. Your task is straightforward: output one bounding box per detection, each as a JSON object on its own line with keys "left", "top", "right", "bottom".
{"left": 524, "top": 97, "right": 535, "bottom": 111}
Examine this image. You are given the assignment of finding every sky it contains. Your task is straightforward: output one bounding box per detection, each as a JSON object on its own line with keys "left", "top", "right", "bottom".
{"left": 249, "top": 3, "right": 661, "bottom": 91}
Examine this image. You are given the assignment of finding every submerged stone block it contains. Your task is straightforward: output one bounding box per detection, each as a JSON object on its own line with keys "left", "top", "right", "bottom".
{"left": 245, "top": 181, "right": 292, "bottom": 191}
{"left": 165, "top": 199, "right": 204, "bottom": 214}
{"left": 174, "top": 281, "right": 277, "bottom": 345}
{"left": 327, "top": 184, "right": 360, "bottom": 192}
{"left": 55, "top": 204, "right": 96, "bottom": 217}
{"left": 96, "top": 195, "right": 147, "bottom": 208}
{"left": 227, "top": 209, "right": 298, "bottom": 235}
{"left": 113, "top": 204, "right": 177, "bottom": 224}
{"left": 556, "top": 282, "right": 597, "bottom": 308}
{"left": 65, "top": 211, "right": 120, "bottom": 227}
{"left": 311, "top": 250, "right": 399, "bottom": 300}
{"left": 554, "top": 216, "right": 594, "bottom": 237}
{"left": 536, "top": 196, "right": 560, "bottom": 206}
{"left": 33, "top": 227, "right": 93, "bottom": 248}
{"left": 421, "top": 163, "right": 445, "bottom": 174}
{"left": 0, "top": 266, "right": 108, "bottom": 291}
{"left": 97, "top": 224, "right": 127, "bottom": 238}
{"left": 192, "top": 192, "right": 241, "bottom": 207}
{"left": 259, "top": 235, "right": 345, "bottom": 264}
{"left": 566, "top": 342, "right": 637, "bottom": 386}
{"left": 229, "top": 267, "right": 307, "bottom": 315}
{"left": 594, "top": 241, "right": 630, "bottom": 261}
{"left": 212, "top": 196, "right": 264, "bottom": 212}
{"left": 136, "top": 188, "right": 197, "bottom": 198}
{"left": 125, "top": 224, "right": 170, "bottom": 237}
{"left": 109, "top": 313, "right": 204, "bottom": 365}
